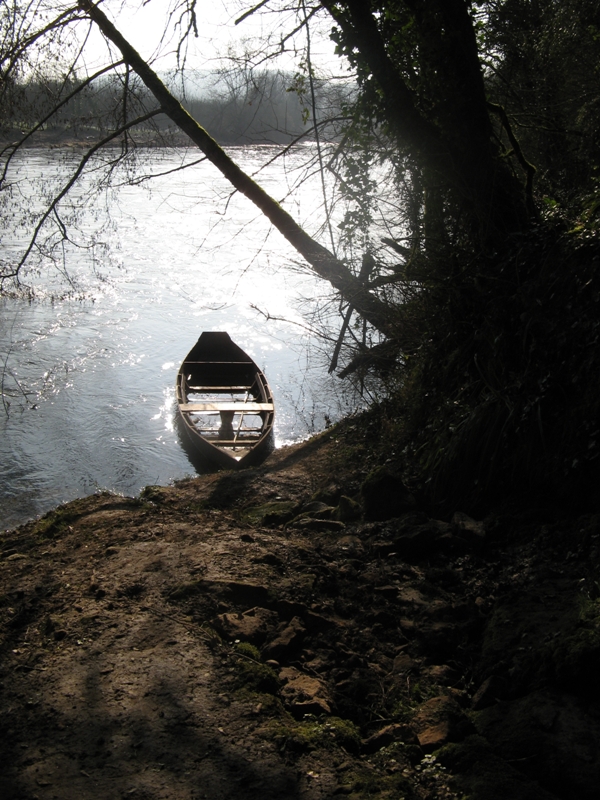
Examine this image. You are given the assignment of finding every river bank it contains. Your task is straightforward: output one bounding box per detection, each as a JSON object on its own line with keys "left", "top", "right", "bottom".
{"left": 1, "top": 412, "right": 599, "bottom": 799}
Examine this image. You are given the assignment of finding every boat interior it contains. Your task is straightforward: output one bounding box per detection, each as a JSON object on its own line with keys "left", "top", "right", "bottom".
{"left": 178, "top": 363, "right": 274, "bottom": 456}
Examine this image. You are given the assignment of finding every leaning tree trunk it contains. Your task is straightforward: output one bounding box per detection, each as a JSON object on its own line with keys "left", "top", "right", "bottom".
{"left": 78, "top": 0, "right": 400, "bottom": 339}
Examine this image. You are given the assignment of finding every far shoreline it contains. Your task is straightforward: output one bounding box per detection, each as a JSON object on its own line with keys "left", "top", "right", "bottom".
{"left": 0, "top": 127, "right": 311, "bottom": 150}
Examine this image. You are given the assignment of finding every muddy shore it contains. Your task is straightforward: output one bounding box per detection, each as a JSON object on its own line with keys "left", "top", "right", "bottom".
{"left": 1, "top": 417, "right": 599, "bottom": 799}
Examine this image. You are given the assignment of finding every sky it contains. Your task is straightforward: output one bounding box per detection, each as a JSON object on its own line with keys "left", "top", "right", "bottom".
{"left": 80, "top": 0, "right": 344, "bottom": 80}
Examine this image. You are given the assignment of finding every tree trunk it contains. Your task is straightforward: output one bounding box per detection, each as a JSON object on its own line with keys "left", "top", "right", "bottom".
{"left": 322, "top": 0, "right": 531, "bottom": 247}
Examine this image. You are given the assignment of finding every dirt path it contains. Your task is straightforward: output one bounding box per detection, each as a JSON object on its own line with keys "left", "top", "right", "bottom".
{"left": 2, "top": 505, "right": 298, "bottom": 799}
{"left": 2, "top": 425, "right": 600, "bottom": 799}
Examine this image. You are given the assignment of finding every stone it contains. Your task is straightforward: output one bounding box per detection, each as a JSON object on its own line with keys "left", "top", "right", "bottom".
{"left": 392, "top": 652, "right": 416, "bottom": 674}
{"left": 310, "top": 483, "right": 342, "bottom": 505}
{"left": 412, "top": 696, "right": 475, "bottom": 753}
{"left": 361, "top": 467, "right": 416, "bottom": 521}
{"left": 369, "top": 540, "right": 397, "bottom": 557}
{"left": 214, "top": 606, "right": 279, "bottom": 644}
{"left": 425, "top": 664, "right": 459, "bottom": 684}
{"left": 301, "top": 500, "right": 335, "bottom": 518}
{"left": 259, "top": 501, "right": 298, "bottom": 526}
{"left": 333, "top": 534, "right": 366, "bottom": 557}
{"left": 262, "top": 616, "right": 306, "bottom": 660}
{"left": 471, "top": 675, "right": 508, "bottom": 710}
{"left": 361, "top": 723, "right": 419, "bottom": 754}
{"left": 452, "top": 511, "right": 485, "bottom": 539}
{"left": 333, "top": 495, "right": 362, "bottom": 522}
{"left": 278, "top": 666, "right": 333, "bottom": 717}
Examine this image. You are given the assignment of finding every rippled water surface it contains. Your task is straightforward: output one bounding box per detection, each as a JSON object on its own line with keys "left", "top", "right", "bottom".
{"left": 1, "top": 146, "right": 352, "bottom": 529}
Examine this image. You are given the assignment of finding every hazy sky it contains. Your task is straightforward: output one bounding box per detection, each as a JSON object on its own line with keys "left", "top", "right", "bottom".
{"left": 82, "top": 0, "right": 342, "bottom": 76}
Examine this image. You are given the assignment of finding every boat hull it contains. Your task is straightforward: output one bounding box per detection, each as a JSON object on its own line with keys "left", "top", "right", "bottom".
{"left": 176, "top": 332, "right": 275, "bottom": 470}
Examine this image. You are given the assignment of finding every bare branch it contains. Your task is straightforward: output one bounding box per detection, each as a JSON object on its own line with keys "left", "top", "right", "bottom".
{"left": 235, "top": 0, "right": 271, "bottom": 26}
{"left": 124, "top": 156, "right": 209, "bottom": 186}
{"left": 0, "top": 4, "right": 83, "bottom": 81}
{"left": 5, "top": 108, "right": 161, "bottom": 282}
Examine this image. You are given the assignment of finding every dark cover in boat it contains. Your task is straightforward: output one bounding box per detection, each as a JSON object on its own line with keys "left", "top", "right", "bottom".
{"left": 185, "top": 332, "right": 253, "bottom": 364}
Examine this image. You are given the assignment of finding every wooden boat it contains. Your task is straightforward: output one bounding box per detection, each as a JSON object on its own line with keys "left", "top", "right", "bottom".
{"left": 176, "top": 331, "right": 275, "bottom": 469}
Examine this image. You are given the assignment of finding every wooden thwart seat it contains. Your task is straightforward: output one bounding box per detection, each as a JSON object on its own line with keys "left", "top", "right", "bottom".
{"left": 180, "top": 401, "right": 274, "bottom": 413}
{"left": 209, "top": 440, "right": 258, "bottom": 446}
{"left": 186, "top": 386, "right": 253, "bottom": 392}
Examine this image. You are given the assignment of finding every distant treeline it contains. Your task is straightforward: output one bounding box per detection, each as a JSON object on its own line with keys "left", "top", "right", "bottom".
{"left": 1, "top": 69, "right": 349, "bottom": 145}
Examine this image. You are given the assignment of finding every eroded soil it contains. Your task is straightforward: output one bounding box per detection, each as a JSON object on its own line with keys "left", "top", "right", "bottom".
{"left": 1, "top": 422, "right": 600, "bottom": 799}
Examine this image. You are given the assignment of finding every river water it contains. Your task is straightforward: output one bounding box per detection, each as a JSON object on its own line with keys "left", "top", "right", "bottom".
{"left": 0, "top": 145, "right": 354, "bottom": 530}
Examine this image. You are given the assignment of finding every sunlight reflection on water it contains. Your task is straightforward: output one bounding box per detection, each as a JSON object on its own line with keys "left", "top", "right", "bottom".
{"left": 1, "top": 146, "right": 356, "bottom": 529}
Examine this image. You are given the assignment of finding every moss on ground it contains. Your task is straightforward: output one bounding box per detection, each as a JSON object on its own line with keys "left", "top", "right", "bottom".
{"left": 264, "top": 715, "right": 361, "bottom": 754}
{"left": 241, "top": 500, "right": 298, "bottom": 526}
{"left": 30, "top": 498, "right": 92, "bottom": 539}
{"left": 231, "top": 647, "right": 281, "bottom": 694}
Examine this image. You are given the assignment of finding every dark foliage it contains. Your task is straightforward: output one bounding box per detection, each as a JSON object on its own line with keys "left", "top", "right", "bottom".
{"left": 324, "top": 0, "right": 600, "bottom": 512}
